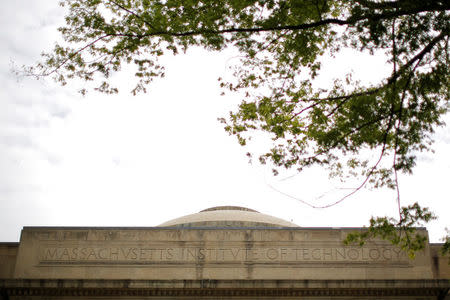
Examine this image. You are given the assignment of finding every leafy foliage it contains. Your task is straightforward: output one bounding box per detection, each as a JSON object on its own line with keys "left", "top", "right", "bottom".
{"left": 27, "top": 0, "right": 449, "bottom": 188}
{"left": 26, "top": 0, "right": 449, "bottom": 255}
{"left": 344, "top": 202, "right": 436, "bottom": 259}
{"left": 441, "top": 229, "right": 450, "bottom": 262}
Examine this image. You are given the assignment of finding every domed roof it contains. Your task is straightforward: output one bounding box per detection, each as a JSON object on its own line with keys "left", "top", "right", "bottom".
{"left": 158, "top": 206, "right": 299, "bottom": 228}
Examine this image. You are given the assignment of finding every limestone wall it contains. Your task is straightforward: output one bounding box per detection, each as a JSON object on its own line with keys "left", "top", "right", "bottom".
{"left": 430, "top": 243, "right": 450, "bottom": 279}
{"left": 13, "top": 227, "right": 434, "bottom": 280}
{"left": 0, "top": 243, "right": 18, "bottom": 278}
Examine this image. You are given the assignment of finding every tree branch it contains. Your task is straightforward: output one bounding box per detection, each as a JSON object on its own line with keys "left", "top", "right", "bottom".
{"left": 355, "top": 0, "right": 401, "bottom": 9}
{"left": 107, "top": 0, "right": 154, "bottom": 30}
{"left": 355, "top": 0, "right": 448, "bottom": 11}
{"left": 289, "top": 88, "right": 382, "bottom": 120}
{"left": 36, "top": 3, "right": 449, "bottom": 78}
{"left": 387, "top": 30, "right": 449, "bottom": 84}
{"left": 112, "top": 5, "right": 448, "bottom": 39}
{"left": 314, "top": 94, "right": 398, "bottom": 208}
{"left": 38, "top": 34, "right": 112, "bottom": 77}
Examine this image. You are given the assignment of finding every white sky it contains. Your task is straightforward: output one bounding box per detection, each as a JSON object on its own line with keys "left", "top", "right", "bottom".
{"left": 0, "top": 1, "right": 448, "bottom": 243}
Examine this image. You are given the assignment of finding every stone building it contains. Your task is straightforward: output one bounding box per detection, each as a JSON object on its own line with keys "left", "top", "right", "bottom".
{"left": 1, "top": 206, "right": 449, "bottom": 299}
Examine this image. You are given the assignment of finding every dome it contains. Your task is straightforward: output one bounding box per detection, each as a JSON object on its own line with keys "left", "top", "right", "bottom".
{"left": 158, "top": 206, "right": 299, "bottom": 228}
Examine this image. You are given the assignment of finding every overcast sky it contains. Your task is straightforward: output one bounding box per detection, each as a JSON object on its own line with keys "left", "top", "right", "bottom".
{"left": 1, "top": 1, "right": 448, "bottom": 243}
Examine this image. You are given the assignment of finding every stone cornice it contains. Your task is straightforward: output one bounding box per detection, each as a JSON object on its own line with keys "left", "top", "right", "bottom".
{"left": 1, "top": 279, "right": 449, "bottom": 298}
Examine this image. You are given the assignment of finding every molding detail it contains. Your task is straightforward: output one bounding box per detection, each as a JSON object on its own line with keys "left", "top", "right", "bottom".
{"left": 2, "top": 279, "right": 449, "bottom": 298}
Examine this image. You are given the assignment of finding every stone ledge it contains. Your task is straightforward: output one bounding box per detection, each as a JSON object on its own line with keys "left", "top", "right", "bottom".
{"left": 1, "top": 279, "right": 449, "bottom": 298}
{"left": 0, "top": 280, "right": 449, "bottom": 298}
{"left": 1, "top": 279, "right": 449, "bottom": 289}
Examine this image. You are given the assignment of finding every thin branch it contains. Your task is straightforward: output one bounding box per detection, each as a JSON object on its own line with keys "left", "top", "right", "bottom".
{"left": 392, "top": 53, "right": 425, "bottom": 221}
{"left": 314, "top": 103, "right": 397, "bottom": 208}
{"left": 393, "top": 143, "right": 401, "bottom": 219}
{"left": 107, "top": 0, "right": 154, "bottom": 30}
{"left": 387, "top": 30, "right": 449, "bottom": 84}
{"left": 391, "top": 15, "right": 402, "bottom": 221}
{"left": 321, "top": 144, "right": 388, "bottom": 208}
{"left": 266, "top": 135, "right": 389, "bottom": 209}
{"left": 290, "top": 87, "right": 382, "bottom": 120}
{"left": 355, "top": 0, "right": 400, "bottom": 9}
{"left": 314, "top": 0, "right": 323, "bottom": 21}
{"left": 38, "top": 34, "right": 112, "bottom": 77}
{"left": 258, "top": 30, "right": 288, "bottom": 52}
{"left": 304, "top": 87, "right": 383, "bottom": 103}
{"left": 265, "top": 181, "right": 323, "bottom": 209}
{"left": 392, "top": 17, "right": 397, "bottom": 80}
{"left": 294, "top": 90, "right": 400, "bottom": 208}
{"left": 355, "top": 0, "right": 449, "bottom": 11}
{"left": 300, "top": 107, "right": 396, "bottom": 161}
{"left": 325, "top": 97, "right": 353, "bottom": 118}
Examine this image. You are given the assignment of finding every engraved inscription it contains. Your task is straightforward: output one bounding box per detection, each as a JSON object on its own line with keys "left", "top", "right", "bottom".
{"left": 40, "top": 246, "right": 407, "bottom": 264}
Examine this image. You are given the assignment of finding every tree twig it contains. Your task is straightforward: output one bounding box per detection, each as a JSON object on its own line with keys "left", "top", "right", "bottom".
{"left": 387, "top": 30, "right": 449, "bottom": 84}
{"left": 38, "top": 34, "right": 112, "bottom": 77}
{"left": 107, "top": 0, "right": 155, "bottom": 30}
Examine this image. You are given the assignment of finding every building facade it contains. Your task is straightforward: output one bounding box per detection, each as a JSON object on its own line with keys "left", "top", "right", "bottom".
{"left": 1, "top": 206, "right": 449, "bottom": 299}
